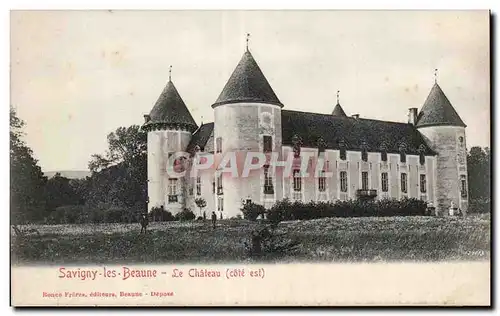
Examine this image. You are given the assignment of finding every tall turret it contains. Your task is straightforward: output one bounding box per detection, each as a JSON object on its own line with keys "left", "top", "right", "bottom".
{"left": 212, "top": 38, "right": 284, "bottom": 217}
{"left": 416, "top": 81, "right": 468, "bottom": 214}
{"left": 143, "top": 67, "right": 198, "bottom": 214}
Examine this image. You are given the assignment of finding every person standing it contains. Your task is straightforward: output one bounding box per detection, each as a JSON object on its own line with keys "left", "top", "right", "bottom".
{"left": 211, "top": 211, "right": 217, "bottom": 229}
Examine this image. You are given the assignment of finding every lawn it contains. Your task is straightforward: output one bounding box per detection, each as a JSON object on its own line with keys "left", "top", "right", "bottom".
{"left": 10, "top": 214, "right": 490, "bottom": 265}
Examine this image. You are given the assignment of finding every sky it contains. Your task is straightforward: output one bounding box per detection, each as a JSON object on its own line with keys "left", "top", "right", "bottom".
{"left": 10, "top": 10, "right": 490, "bottom": 172}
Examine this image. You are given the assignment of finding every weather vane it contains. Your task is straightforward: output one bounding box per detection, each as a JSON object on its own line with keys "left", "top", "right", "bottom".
{"left": 337, "top": 90, "right": 340, "bottom": 104}
{"left": 434, "top": 68, "right": 438, "bottom": 84}
{"left": 169, "top": 65, "right": 172, "bottom": 81}
{"left": 246, "top": 33, "right": 250, "bottom": 51}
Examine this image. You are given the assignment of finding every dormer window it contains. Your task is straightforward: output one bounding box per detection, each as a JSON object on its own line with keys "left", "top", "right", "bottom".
{"left": 418, "top": 144, "right": 426, "bottom": 165}
{"left": 339, "top": 139, "right": 346, "bottom": 161}
{"left": 292, "top": 134, "right": 302, "bottom": 158}
{"left": 380, "top": 141, "right": 388, "bottom": 162}
{"left": 399, "top": 143, "right": 407, "bottom": 163}
{"left": 361, "top": 140, "right": 368, "bottom": 162}
{"left": 317, "top": 137, "right": 326, "bottom": 155}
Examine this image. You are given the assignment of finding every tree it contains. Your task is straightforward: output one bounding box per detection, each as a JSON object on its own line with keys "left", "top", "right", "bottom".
{"left": 88, "top": 125, "right": 147, "bottom": 173}
{"left": 467, "top": 146, "right": 490, "bottom": 201}
{"left": 86, "top": 125, "right": 147, "bottom": 210}
{"left": 195, "top": 197, "right": 207, "bottom": 218}
{"left": 44, "top": 173, "right": 85, "bottom": 210}
{"left": 10, "top": 106, "right": 48, "bottom": 223}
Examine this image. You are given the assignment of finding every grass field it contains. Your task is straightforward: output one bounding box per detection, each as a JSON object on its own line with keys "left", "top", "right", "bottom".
{"left": 11, "top": 214, "right": 491, "bottom": 265}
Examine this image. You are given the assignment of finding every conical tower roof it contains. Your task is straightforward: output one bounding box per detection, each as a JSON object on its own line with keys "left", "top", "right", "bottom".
{"left": 416, "top": 83, "right": 466, "bottom": 128}
{"left": 146, "top": 79, "right": 198, "bottom": 130}
{"left": 212, "top": 50, "right": 283, "bottom": 108}
{"left": 332, "top": 103, "right": 347, "bottom": 117}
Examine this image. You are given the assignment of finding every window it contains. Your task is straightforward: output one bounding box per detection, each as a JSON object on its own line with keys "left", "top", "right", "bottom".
{"left": 361, "top": 149, "right": 368, "bottom": 162}
{"left": 216, "top": 137, "right": 222, "bottom": 153}
{"left": 217, "top": 173, "right": 223, "bottom": 195}
{"left": 264, "top": 165, "right": 274, "bottom": 194}
{"left": 318, "top": 170, "right": 326, "bottom": 192}
{"left": 212, "top": 181, "right": 215, "bottom": 194}
{"left": 293, "top": 169, "right": 301, "bottom": 192}
{"left": 340, "top": 148, "right": 346, "bottom": 160}
{"left": 420, "top": 174, "right": 427, "bottom": 193}
{"left": 461, "top": 175, "right": 467, "bottom": 198}
{"left": 340, "top": 171, "right": 348, "bottom": 192}
{"left": 380, "top": 142, "right": 388, "bottom": 162}
{"left": 418, "top": 144, "right": 426, "bottom": 165}
{"left": 292, "top": 135, "right": 302, "bottom": 158}
{"left": 217, "top": 196, "right": 223, "bottom": 212}
{"left": 381, "top": 172, "right": 388, "bottom": 192}
{"left": 400, "top": 151, "right": 406, "bottom": 163}
{"left": 196, "top": 177, "right": 201, "bottom": 196}
{"left": 361, "top": 141, "right": 368, "bottom": 162}
{"left": 362, "top": 172, "right": 369, "bottom": 190}
{"left": 399, "top": 144, "right": 407, "bottom": 163}
{"left": 168, "top": 178, "right": 178, "bottom": 203}
{"left": 381, "top": 151, "right": 387, "bottom": 162}
{"left": 189, "top": 185, "right": 194, "bottom": 196}
{"left": 317, "top": 137, "right": 326, "bottom": 154}
{"left": 263, "top": 135, "right": 272, "bottom": 153}
{"left": 401, "top": 173, "right": 407, "bottom": 193}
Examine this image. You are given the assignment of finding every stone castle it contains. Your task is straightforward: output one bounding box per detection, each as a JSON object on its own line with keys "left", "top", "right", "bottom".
{"left": 142, "top": 45, "right": 468, "bottom": 219}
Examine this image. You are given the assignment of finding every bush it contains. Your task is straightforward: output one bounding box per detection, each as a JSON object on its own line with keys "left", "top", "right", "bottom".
{"left": 241, "top": 201, "right": 266, "bottom": 221}
{"left": 48, "top": 205, "right": 94, "bottom": 224}
{"left": 175, "top": 208, "right": 196, "bottom": 221}
{"left": 150, "top": 207, "right": 175, "bottom": 222}
{"left": 103, "top": 207, "right": 126, "bottom": 223}
{"left": 266, "top": 197, "right": 427, "bottom": 221}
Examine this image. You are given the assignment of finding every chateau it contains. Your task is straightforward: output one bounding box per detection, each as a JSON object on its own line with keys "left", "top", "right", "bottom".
{"left": 142, "top": 45, "right": 469, "bottom": 219}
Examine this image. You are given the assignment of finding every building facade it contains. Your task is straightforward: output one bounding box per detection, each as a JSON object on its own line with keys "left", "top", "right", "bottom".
{"left": 142, "top": 47, "right": 468, "bottom": 219}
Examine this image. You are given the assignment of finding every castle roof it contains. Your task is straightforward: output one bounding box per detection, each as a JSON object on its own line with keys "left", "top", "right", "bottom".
{"left": 415, "top": 83, "right": 466, "bottom": 128}
{"left": 186, "top": 122, "right": 214, "bottom": 153}
{"left": 144, "top": 79, "right": 198, "bottom": 130}
{"left": 212, "top": 50, "right": 283, "bottom": 108}
{"left": 331, "top": 103, "right": 347, "bottom": 117}
{"left": 281, "top": 110, "right": 435, "bottom": 155}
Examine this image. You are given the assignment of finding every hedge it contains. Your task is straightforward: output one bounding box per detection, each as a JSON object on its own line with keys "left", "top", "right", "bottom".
{"left": 266, "top": 198, "right": 427, "bottom": 222}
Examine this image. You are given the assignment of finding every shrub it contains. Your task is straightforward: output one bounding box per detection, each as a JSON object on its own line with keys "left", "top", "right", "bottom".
{"left": 150, "top": 207, "right": 175, "bottom": 222}
{"left": 48, "top": 205, "right": 92, "bottom": 224}
{"left": 266, "top": 198, "right": 427, "bottom": 220}
{"left": 175, "top": 208, "right": 196, "bottom": 221}
{"left": 241, "top": 201, "right": 266, "bottom": 221}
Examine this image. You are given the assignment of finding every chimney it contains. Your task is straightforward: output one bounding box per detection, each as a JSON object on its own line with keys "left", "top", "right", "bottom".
{"left": 408, "top": 108, "right": 418, "bottom": 125}
{"left": 352, "top": 114, "right": 360, "bottom": 119}
{"left": 144, "top": 114, "right": 151, "bottom": 123}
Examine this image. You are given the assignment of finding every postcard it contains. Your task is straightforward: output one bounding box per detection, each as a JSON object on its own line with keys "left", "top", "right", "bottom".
{"left": 10, "top": 10, "right": 491, "bottom": 306}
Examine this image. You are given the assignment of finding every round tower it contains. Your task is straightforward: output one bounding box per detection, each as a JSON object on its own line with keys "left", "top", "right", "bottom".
{"left": 212, "top": 44, "right": 284, "bottom": 217}
{"left": 142, "top": 68, "right": 198, "bottom": 214}
{"left": 415, "top": 82, "right": 468, "bottom": 215}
